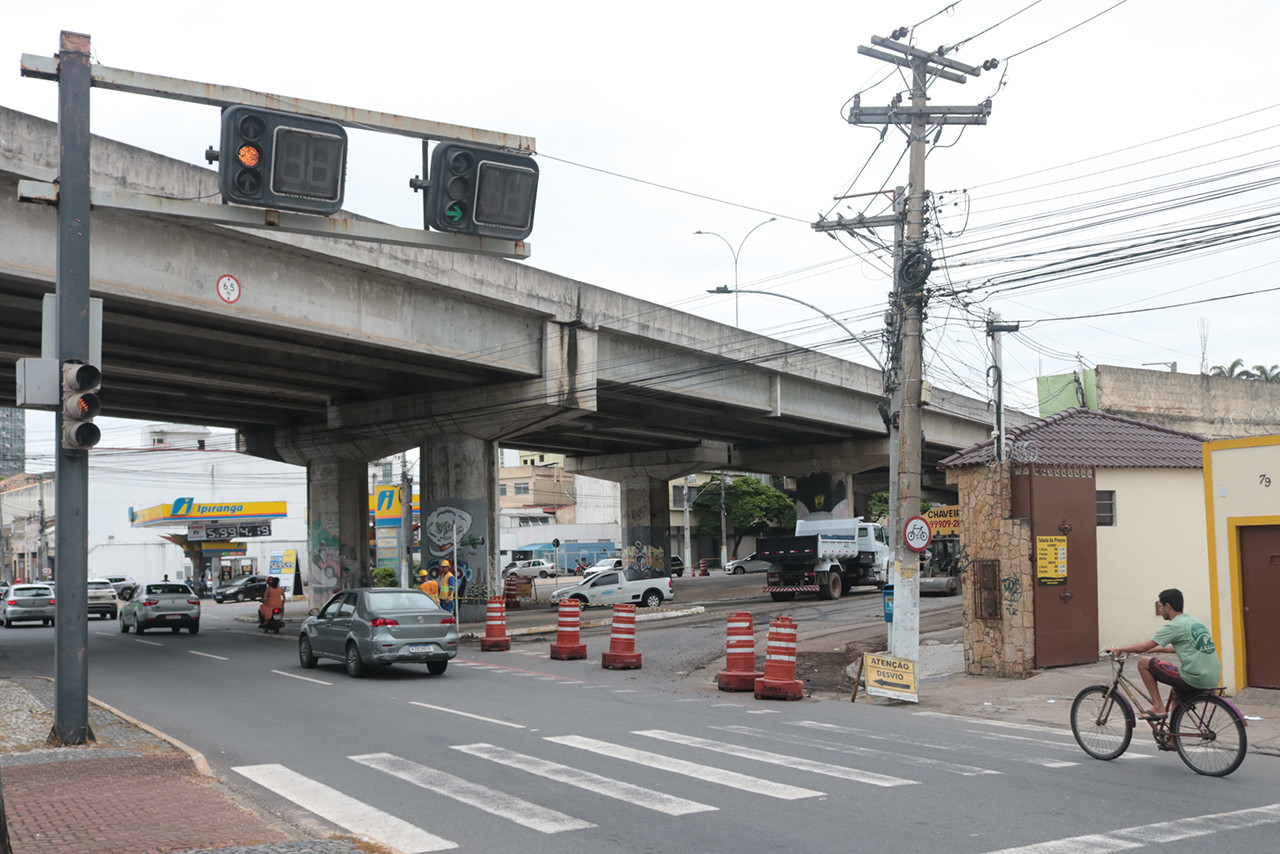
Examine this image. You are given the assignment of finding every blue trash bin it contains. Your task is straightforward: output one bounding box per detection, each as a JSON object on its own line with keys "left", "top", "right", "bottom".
{"left": 882, "top": 584, "right": 894, "bottom": 623}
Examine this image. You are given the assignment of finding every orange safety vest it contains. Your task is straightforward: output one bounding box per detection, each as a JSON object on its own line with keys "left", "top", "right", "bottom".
{"left": 419, "top": 578, "right": 440, "bottom": 603}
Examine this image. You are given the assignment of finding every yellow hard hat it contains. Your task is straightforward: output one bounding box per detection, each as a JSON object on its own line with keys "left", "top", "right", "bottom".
{"left": 416, "top": 569, "right": 428, "bottom": 578}
{"left": 440, "top": 559, "right": 452, "bottom": 569}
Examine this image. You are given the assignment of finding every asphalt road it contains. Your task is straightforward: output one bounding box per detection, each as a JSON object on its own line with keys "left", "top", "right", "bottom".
{"left": 3, "top": 593, "right": 1280, "bottom": 853}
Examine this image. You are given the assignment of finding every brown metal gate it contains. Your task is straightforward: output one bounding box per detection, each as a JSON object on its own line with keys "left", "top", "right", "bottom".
{"left": 1015, "top": 465, "right": 1100, "bottom": 668}
{"left": 1238, "top": 525, "right": 1280, "bottom": 689}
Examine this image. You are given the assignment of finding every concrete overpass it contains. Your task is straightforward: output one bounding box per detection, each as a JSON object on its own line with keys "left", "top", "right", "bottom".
{"left": 0, "top": 105, "right": 1010, "bottom": 605}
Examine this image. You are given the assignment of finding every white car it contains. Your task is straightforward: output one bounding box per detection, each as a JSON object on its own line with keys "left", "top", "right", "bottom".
{"left": 504, "top": 559, "right": 558, "bottom": 579}
{"left": 550, "top": 567, "right": 674, "bottom": 609}
{"left": 87, "top": 578, "right": 120, "bottom": 619}
{"left": 724, "top": 553, "right": 774, "bottom": 575}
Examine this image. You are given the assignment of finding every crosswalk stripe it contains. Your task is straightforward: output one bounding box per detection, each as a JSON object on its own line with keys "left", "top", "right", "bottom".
{"left": 232, "top": 763, "right": 455, "bottom": 853}
{"left": 453, "top": 743, "right": 715, "bottom": 816}
{"left": 715, "top": 724, "right": 999, "bottom": 776}
{"left": 982, "top": 803, "right": 1280, "bottom": 853}
{"left": 789, "top": 720, "right": 1081, "bottom": 768}
{"left": 545, "top": 735, "right": 824, "bottom": 800}
{"left": 634, "top": 729, "right": 918, "bottom": 788}
{"left": 350, "top": 753, "right": 595, "bottom": 834}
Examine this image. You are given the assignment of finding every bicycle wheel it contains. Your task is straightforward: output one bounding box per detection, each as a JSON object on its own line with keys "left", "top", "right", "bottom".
{"left": 1070, "top": 684, "right": 1134, "bottom": 760}
{"left": 1171, "top": 694, "right": 1247, "bottom": 777}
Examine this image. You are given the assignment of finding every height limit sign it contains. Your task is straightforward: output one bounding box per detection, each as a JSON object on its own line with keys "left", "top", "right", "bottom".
{"left": 903, "top": 515, "right": 931, "bottom": 553}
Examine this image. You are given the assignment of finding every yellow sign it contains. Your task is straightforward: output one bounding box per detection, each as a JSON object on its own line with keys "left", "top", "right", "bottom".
{"left": 1036, "top": 535, "right": 1068, "bottom": 585}
{"left": 862, "top": 653, "right": 919, "bottom": 702}
{"left": 131, "top": 499, "right": 287, "bottom": 527}
{"left": 924, "top": 505, "right": 960, "bottom": 537}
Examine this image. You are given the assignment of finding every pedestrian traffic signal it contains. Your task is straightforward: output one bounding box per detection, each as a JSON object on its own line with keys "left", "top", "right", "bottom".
{"left": 60, "top": 361, "right": 101, "bottom": 450}
{"left": 217, "top": 106, "right": 347, "bottom": 215}
{"left": 426, "top": 143, "right": 538, "bottom": 240}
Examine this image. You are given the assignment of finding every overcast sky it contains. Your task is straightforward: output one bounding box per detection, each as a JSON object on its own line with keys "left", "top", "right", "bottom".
{"left": 9, "top": 1, "right": 1280, "bottom": 465}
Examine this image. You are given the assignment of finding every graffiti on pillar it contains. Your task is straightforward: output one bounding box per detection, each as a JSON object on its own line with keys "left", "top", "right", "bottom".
{"left": 623, "top": 541, "right": 665, "bottom": 574}
{"left": 1001, "top": 574, "right": 1023, "bottom": 616}
{"left": 421, "top": 501, "right": 488, "bottom": 601}
{"left": 793, "top": 472, "right": 850, "bottom": 521}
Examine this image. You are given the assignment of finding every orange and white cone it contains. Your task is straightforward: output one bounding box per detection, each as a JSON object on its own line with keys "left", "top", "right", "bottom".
{"left": 753, "top": 616, "right": 804, "bottom": 700}
{"left": 716, "top": 611, "right": 763, "bottom": 691}
{"left": 503, "top": 574, "right": 522, "bottom": 611}
{"left": 480, "top": 596, "right": 511, "bottom": 651}
{"left": 601, "top": 603, "right": 642, "bottom": 670}
{"left": 549, "top": 599, "right": 587, "bottom": 660}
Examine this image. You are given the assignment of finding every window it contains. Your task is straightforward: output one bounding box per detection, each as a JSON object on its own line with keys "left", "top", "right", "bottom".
{"left": 1096, "top": 490, "right": 1116, "bottom": 527}
{"left": 975, "top": 559, "right": 1001, "bottom": 621}
{"left": 499, "top": 483, "right": 507, "bottom": 496}
{"left": 514, "top": 483, "right": 530, "bottom": 495}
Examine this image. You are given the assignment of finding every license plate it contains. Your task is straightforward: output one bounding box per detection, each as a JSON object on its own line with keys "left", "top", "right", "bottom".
{"left": 166, "top": 614, "right": 181, "bottom": 619}
{"left": 408, "top": 644, "right": 430, "bottom": 653}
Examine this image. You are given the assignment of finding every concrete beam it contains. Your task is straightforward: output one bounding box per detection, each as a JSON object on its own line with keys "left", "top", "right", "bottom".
{"left": 565, "top": 442, "right": 732, "bottom": 483}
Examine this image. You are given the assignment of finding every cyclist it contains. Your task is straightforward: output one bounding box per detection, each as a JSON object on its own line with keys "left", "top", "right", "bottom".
{"left": 1104, "top": 587, "right": 1221, "bottom": 723}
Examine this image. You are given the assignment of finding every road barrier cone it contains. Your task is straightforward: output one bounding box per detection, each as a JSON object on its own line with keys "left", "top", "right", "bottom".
{"left": 716, "top": 611, "right": 763, "bottom": 691}
{"left": 549, "top": 599, "right": 587, "bottom": 660}
{"left": 480, "top": 597, "right": 511, "bottom": 651}
{"left": 754, "top": 616, "right": 804, "bottom": 701}
{"left": 503, "top": 575, "right": 521, "bottom": 611}
{"left": 601, "top": 603, "right": 642, "bottom": 669}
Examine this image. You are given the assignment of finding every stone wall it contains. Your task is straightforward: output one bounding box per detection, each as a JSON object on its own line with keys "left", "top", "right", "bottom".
{"left": 1095, "top": 365, "right": 1280, "bottom": 439}
{"left": 948, "top": 462, "right": 1036, "bottom": 678}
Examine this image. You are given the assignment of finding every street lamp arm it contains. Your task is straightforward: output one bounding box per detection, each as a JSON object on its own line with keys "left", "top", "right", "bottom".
{"left": 706, "top": 286, "right": 886, "bottom": 372}
{"left": 736, "top": 217, "right": 777, "bottom": 258}
{"left": 693, "top": 229, "right": 737, "bottom": 261}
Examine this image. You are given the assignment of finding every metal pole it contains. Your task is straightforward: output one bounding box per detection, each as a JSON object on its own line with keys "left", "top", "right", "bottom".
{"left": 719, "top": 474, "right": 729, "bottom": 569}
{"left": 682, "top": 475, "right": 693, "bottom": 569}
{"left": 51, "top": 30, "right": 94, "bottom": 746}
{"left": 399, "top": 453, "right": 412, "bottom": 588}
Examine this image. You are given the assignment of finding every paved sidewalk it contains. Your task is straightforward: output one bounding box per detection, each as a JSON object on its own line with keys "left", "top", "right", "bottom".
{"left": 0, "top": 677, "right": 382, "bottom": 854}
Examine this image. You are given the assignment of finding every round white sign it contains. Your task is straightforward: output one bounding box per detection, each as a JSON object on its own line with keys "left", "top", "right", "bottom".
{"left": 216, "top": 274, "right": 241, "bottom": 304}
{"left": 903, "top": 515, "right": 932, "bottom": 553}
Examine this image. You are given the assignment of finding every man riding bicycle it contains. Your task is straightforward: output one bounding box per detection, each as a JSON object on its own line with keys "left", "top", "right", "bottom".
{"left": 1104, "top": 587, "right": 1221, "bottom": 723}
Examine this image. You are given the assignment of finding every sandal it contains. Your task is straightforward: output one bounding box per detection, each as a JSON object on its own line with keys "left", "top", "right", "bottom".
{"left": 1138, "top": 710, "right": 1166, "bottom": 722}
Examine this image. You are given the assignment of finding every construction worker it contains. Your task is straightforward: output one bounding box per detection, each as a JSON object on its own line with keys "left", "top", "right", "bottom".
{"left": 417, "top": 568, "right": 439, "bottom": 604}
{"left": 438, "top": 559, "right": 455, "bottom": 614}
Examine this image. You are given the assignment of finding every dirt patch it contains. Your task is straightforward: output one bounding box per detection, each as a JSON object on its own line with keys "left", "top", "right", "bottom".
{"left": 796, "top": 639, "right": 886, "bottom": 696}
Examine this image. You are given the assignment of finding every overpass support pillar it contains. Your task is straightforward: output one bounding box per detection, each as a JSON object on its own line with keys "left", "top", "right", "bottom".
{"left": 306, "top": 459, "right": 370, "bottom": 609}
{"left": 420, "top": 434, "right": 498, "bottom": 624}
{"left": 619, "top": 476, "right": 672, "bottom": 573}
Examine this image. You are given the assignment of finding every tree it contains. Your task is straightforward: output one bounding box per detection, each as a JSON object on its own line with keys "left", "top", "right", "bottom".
{"left": 692, "top": 476, "right": 796, "bottom": 557}
{"left": 1251, "top": 364, "right": 1280, "bottom": 382}
{"left": 868, "top": 491, "right": 930, "bottom": 522}
{"left": 1209, "top": 358, "right": 1252, "bottom": 379}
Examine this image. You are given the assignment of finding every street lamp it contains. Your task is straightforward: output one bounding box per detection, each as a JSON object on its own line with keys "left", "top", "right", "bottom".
{"left": 694, "top": 218, "right": 777, "bottom": 327}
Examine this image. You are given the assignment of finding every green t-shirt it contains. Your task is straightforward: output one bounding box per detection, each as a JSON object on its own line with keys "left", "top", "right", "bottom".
{"left": 1151, "top": 613, "right": 1221, "bottom": 689}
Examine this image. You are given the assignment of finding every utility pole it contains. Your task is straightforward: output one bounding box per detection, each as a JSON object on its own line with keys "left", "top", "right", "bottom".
{"left": 719, "top": 473, "right": 729, "bottom": 569}
{"left": 987, "top": 313, "right": 1020, "bottom": 462}
{"left": 682, "top": 474, "right": 695, "bottom": 570}
{"left": 399, "top": 452, "right": 413, "bottom": 588}
{"left": 842, "top": 33, "right": 992, "bottom": 661}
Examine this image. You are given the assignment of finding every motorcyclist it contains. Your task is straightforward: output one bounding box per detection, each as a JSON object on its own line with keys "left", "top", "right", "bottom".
{"left": 258, "top": 576, "right": 286, "bottom": 626}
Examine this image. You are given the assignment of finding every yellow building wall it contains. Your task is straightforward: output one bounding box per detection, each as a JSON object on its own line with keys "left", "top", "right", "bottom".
{"left": 1094, "top": 469, "right": 1210, "bottom": 650}
{"left": 1203, "top": 434, "right": 1280, "bottom": 692}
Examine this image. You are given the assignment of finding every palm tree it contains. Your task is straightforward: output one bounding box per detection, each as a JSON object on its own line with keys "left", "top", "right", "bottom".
{"left": 1210, "top": 358, "right": 1252, "bottom": 379}
{"left": 1251, "top": 364, "right": 1280, "bottom": 382}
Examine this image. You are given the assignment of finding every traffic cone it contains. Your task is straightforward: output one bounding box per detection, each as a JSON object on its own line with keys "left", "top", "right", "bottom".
{"left": 503, "top": 575, "right": 521, "bottom": 611}
{"left": 601, "top": 603, "right": 642, "bottom": 669}
{"left": 549, "top": 599, "right": 587, "bottom": 660}
{"left": 480, "top": 596, "right": 511, "bottom": 651}
{"left": 753, "top": 616, "right": 804, "bottom": 701}
{"left": 716, "top": 611, "right": 763, "bottom": 691}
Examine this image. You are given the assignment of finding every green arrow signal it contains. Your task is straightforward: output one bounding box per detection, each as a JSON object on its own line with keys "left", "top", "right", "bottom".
{"left": 445, "top": 202, "right": 465, "bottom": 224}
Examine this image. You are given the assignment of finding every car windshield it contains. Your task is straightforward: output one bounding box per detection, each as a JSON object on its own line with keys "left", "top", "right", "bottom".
{"left": 366, "top": 590, "right": 439, "bottom": 611}
{"left": 147, "top": 584, "right": 192, "bottom": 595}
{"left": 589, "top": 559, "right": 617, "bottom": 569}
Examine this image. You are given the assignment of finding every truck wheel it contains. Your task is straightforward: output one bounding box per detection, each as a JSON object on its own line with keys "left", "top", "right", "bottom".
{"left": 769, "top": 591, "right": 796, "bottom": 602}
{"left": 827, "top": 573, "right": 843, "bottom": 600}
{"left": 641, "top": 590, "right": 663, "bottom": 608}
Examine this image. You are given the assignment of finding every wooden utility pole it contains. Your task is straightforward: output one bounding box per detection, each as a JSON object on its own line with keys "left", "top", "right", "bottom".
{"left": 847, "top": 35, "right": 992, "bottom": 661}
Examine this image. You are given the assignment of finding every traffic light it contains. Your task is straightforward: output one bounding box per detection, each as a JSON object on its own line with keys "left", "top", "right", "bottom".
{"left": 217, "top": 106, "right": 347, "bottom": 215}
{"left": 61, "top": 361, "right": 101, "bottom": 450}
{"left": 426, "top": 143, "right": 538, "bottom": 240}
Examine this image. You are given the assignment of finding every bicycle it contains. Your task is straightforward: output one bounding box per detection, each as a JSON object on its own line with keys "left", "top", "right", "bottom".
{"left": 1070, "top": 651, "right": 1248, "bottom": 777}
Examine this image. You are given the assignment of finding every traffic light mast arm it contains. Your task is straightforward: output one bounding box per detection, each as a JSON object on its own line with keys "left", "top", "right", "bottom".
{"left": 20, "top": 52, "right": 535, "bottom": 152}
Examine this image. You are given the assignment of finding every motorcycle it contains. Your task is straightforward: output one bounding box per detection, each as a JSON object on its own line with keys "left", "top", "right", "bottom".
{"left": 258, "top": 606, "right": 283, "bottom": 634}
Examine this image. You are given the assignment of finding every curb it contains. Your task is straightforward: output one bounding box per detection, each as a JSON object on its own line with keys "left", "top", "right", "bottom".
{"left": 87, "top": 691, "right": 214, "bottom": 778}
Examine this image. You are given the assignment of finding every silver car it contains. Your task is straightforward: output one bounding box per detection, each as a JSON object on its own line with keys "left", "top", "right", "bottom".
{"left": 3, "top": 584, "right": 56, "bottom": 627}
{"left": 724, "top": 552, "right": 774, "bottom": 575}
{"left": 87, "top": 579, "right": 120, "bottom": 620}
{"left": 119, "top": 582, "right": 201, "bottom": 634}
{"left": 299, "top": 588, "right": 458, "bottom": 678}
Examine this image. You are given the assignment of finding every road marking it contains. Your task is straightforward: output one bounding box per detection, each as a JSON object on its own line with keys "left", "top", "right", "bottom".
{"left": 915, "top": 711, "right": 1066, "bottom": 735}
{"left": 351, "top": 752, "right": 594, "bottom": 833}
{"left": 635, "top": 729, "right": 918, "bottom": 787}
{"left": 546, "top": 735, "right": 824, "bottom": 800}
{"left": 232, "top": 763, "right": 455, "bottom": 853}
{"left": 982, "top": 803, "right": 1280, "bottom": 853}
{"left": 716, "top": 724, "right": 998, "bottom": 776}
{"left": 271, "top": 670, "right": 332, "bottom": 686}
{"left": 189, "top": 651, "right": 228, "bottom": 661}
{"left": 453, "top": 743, "right": 715, "bottom": 816}
{"left": 134, "top": 639, "right": 163, "bottom": 646}
{"left": 409, "top": 701, "right": 524, "bottom": 729}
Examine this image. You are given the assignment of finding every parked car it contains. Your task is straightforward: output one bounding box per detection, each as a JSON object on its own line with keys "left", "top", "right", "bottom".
{"left": 298, "top": 587, "right": 458, "bottom": 678}
{"left": 86, "top": 578, "right": 120, "bottom": 620}
{"left": 668, "top": 555, "right": 686, "bottom": 577}
{"left": 213, "top": 575, "right": 269, "bottom": 603}
{"left": 550, "top": 566, "right": 674, "bottom": 609}
{"left": 3, "top": 584, "right": 56, "bottom": 627}
{"left": 119, "top": 582, "right": 201, "bottom": 634}
{"left": 503, "top": 560, "right": 558, "bottom": 579}
{"left": 102, "top": 575, "right": 137, "bottom": 601}
{"left": 725, "top": 552, "right": 775, "bottom": 575}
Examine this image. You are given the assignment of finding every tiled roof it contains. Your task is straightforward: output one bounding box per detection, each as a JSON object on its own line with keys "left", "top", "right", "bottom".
{"left": 938, "top": 407, "right": 1206, "bottom": 470}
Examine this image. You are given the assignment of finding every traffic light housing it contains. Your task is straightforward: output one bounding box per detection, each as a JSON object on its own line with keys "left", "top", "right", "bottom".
{"left": 61, "top": 361, "right": 101, "bottom": 450}
{"left": 426, "top": 143, "right": 538, "bottom": 240}
{"left": 218, "top": 106, "right": 347, "bottom": 215}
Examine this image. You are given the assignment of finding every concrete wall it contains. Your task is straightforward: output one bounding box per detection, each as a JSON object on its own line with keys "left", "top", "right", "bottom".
{"left": 1094, "top": 366, "right": 1280, "bottom": 439}
{"left": 1202, "top": 435, "right": 1280, "bottom": 692}
{"left": 1094, "top": 468, "right": 1210, "bottom": 649}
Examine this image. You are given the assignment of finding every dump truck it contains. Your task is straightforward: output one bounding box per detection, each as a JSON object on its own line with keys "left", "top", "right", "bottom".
{"left": 756, "top": 517, "right": 890, "bottom": 601}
